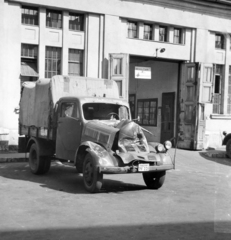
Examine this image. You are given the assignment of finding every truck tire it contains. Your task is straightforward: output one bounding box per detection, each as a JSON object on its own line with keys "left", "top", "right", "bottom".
{"left": 142, "top": 171, "right": 166, "bottom": 189}
{"left": 83, "top": 153, "right": 103, "bottom": 193}
{"left": 29, "top": 143, "right": 51, "bottom": 174}
{"left": 226, "top": 139, "right": 231, "bottom": 158}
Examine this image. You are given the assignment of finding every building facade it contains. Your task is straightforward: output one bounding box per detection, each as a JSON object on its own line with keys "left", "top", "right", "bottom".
{"left": 1, "top": 0, "right": 231, "bottom": 150}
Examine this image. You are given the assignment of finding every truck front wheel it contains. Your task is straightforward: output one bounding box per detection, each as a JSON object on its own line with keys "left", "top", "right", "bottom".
{"left": 226, "top": 139, "right": 231, "bottom": 158}
{"left": 142, "top": 171, "right": 166, "bottom": 189}
{"left": 29, "top": 143, "right": 51, "bottom": 174}
{"left": 83, "top": 153, "right": 103, "bottom": 193}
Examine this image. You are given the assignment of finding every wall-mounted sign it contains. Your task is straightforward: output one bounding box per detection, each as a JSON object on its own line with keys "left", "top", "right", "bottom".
{"left": 135, "top": 66, "right": 151, "bottom": 79}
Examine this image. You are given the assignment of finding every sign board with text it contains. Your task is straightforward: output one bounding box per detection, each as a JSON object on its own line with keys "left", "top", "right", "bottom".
{"left": 135, "top": 66, "right": 151, "bottom": 79}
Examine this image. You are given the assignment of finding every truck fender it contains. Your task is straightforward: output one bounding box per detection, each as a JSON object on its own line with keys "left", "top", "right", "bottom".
{"left": 75, "top": 141, "right": 118, "bottom": 168}
{"left": 222, "top": 133, "right": 231, "bottom": 145}
{"left": 27, "top": 137, "right": 54, "bottom": 156}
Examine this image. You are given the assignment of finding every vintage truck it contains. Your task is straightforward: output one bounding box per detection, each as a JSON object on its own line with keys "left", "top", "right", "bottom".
{"left": 19, "top": 75, "right": 174, "bottom": 193}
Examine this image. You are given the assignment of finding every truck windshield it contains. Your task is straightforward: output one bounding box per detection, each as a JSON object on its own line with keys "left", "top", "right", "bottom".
{"left": 83, "top": 103, "right": 129, "bottom": 120}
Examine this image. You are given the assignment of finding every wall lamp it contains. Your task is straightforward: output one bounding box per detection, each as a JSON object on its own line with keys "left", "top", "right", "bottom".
{"left": 155, "top": 48, "right": 166, "bottom": 58}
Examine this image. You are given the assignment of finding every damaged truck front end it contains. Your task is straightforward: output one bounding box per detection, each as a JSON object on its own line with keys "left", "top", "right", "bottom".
{"left": 79, "top": 116, "right": 174, "bottom": 193}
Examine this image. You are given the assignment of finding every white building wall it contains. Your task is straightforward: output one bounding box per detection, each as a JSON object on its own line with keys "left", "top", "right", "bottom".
{"left": 0, "top": 1, "right": 21, "bottom": 148}
{"left": 2, "top": 0, "right": 231, "bottom": 149}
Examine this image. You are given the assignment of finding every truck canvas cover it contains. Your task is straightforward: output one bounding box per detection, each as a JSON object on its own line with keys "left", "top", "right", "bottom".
{"left": 19, "top": 75, "right": 120, "bottom": 128}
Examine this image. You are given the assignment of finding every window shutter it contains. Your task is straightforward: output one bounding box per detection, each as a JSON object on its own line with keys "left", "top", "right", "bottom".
{"left": 201, "top": 64, "right": 213, "bottom": 103}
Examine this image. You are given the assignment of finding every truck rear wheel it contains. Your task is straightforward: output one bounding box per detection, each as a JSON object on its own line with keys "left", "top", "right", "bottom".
{"left": 142, "top": 171, "right": 166, "bottom": 189}
{"left": 29, "top": 143, "right": 51, "bottom": 174}
{"left": 83, "top": 153, "right": 103, "bottom": 193}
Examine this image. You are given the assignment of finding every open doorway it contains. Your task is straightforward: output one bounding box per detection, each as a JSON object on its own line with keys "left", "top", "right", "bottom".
{"left": 128, "top": 55, "right": 179, "bottom": 143}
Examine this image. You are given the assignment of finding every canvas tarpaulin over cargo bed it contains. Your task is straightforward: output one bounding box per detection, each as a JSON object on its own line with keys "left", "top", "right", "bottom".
{"left": 19, "top": 75, "right": 120, "bottom": 128}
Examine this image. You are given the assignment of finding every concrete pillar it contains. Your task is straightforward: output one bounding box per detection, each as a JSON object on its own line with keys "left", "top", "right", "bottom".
{"left": 154, "top": 25, "right": 159, "bottom": 41}
{"left": 38, "top": 7, "right": 46, "bottom": 78}
{"left": 62, "top": 11, "right": 69, "bottom": 75}
{"left": 138, "top": 22, "right": 144, "bottom": 39}
{"left": 168, "top": 26, "right": 174, "bottom": 43}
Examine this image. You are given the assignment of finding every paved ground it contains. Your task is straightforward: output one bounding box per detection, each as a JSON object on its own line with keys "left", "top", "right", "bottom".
{"left": 0, "top": 148, "right": 231, "bottom": 240}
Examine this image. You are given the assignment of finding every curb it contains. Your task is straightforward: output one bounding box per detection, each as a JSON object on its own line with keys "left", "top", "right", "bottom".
{"left": 201, "top": 152, "right": 227, "bottom": 159}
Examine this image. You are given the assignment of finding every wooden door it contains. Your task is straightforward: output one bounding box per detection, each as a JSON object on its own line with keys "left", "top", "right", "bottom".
{"left": 109, "top": 53, "right": 129, "bottom": 100}
{"left": 177, "top": 63, "right": 198, "bottom": 149}
{"left": 161, "top": 92, "right": 175, "bottom": 144}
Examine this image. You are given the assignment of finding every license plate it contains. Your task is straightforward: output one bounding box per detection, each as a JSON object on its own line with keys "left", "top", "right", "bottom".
{"left": 138, "top": 164, "right": 149, "bottom": 172}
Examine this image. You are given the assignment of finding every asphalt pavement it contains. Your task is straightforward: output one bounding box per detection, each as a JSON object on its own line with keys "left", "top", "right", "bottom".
{"left": 0, "top": 147, "right": 231, "bottom": 240}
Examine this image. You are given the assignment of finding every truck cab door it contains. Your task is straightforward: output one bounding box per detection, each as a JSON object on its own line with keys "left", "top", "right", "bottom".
{"left": 56, "top": 101, "right": 82, "bottom": 161}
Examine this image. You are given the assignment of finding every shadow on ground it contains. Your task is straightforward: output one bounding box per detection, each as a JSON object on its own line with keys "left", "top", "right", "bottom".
{"left": 0, "top": 221, "right": 231, "bottom": 240}
{"left": 199, "top": 151, "right": 231, "bottom": 167}
{"left": 0, "top": 161, "right": 147, "bottom": 194}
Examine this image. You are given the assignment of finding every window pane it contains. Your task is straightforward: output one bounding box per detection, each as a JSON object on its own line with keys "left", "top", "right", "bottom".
{"left": 68, "top": 49, "right": 83, "bottom": 76}
{"left": 21, "top": 6, "right": 38, "bottom": 26}
{"left": 215, "top": 34, "right": 224, "bottom": 49}
{"left": 159, "top": 26, "right": 167, "bottom": 42}
{"left": 115, "top": 80, "right": 122, "bottom": 97}
{"left": 128, "top": 22, "right": 137, "bottom": 38}
{"left": 174, "top": 28, "right": 181, "bottom": 44}
{"left": 46, "top": 10, "right": 62, "bottom": 29}
{"left": 69, "top": 13, "right": 84, "bottom": 31}
{"left": 137, "top": 99, "right": 157, "bottom": 126}
{"left": 45, "top": 47, "right": 61, "bottom": 78}
{"left": 144, "top": 24, "right": 152, "bottom": 40}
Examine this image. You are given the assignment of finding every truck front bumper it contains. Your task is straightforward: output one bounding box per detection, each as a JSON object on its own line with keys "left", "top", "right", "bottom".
{"left": 99, "top": 164, "right": 174, "bottom": 174}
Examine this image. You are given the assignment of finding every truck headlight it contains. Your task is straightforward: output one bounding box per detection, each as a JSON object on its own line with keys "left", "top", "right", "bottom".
{"left": 156, "top": 144, "right": 165, "bottom": 153}
{"left": 164, "top": 141, "right": 172, "bottom": 150}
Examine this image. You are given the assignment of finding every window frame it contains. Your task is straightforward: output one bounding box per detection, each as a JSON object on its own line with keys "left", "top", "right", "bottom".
{"left": 173, "top": 28, "right": 182, "bottom": 44}
{"left": 212, "top": 65, "right": 223, "bottom": 114}
{"left": 137, "top": 98, "right": 158, "bottom": 126}
{"left": 215, "top": 33, "right": 224, "bottom": 49}
{"left": 46, "top": 9, "right": 62, "bottom": 29}
{"left": 128, "top": 21, "right": 138, "bottom": 39}
{"left": 69, "top": 12, "right": 84, "bottom": 31}
{"left": 143, "top": 24, "right": 152, "bottom": 40}
{"left": 159, "top": 26, "right": 168, "bottom": 42}
{"left": 45, "top": 46, "right": 62, "bottom": 78}
{"left": 21, "top": 5, "right": 39, "bottom": 26}
{"left": 68, "top": 49, "right": 83, "bottom": 76}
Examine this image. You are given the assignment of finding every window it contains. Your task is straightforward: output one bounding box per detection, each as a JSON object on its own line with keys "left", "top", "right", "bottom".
{"left": 128, "top": 22, "right": 137, "bottom": 38}
{"left": 137, "top": 99, "right": 158, "bottom": 126}
{"left": 202, "top": 66, "right": 213, "bottom": 102}
{"left": 69, "top": 12, "right": 84, "bottom": 31}
{"left": 45, "top": 47, "right": 61, "bottom": 78}
{"left": 228, "top": 66, "right": 231, "bottom": 114}
{"left": 46, "top": 10, "right": 62, "bottom": 29}
{"left": 113, "top": 58, "right": 122, "bottom": 75}
{"left": 159, "top": 26, "right": 167, "bottom": 42}
{"left": 21, "top": 44, "right": 38, "bottom": 81}
{"left": 68, "top": 49, "right": 83, "bottom": 76}
{"left": 21, "top": 44, "right": 38, "bottom": 58}
{"left": 61, "top": 102, "right": 79, "bottom": 118}
{"left": 115, "top": 80, "right": 122, "bottom": 97}
{"left": 21, "top": 6, "right": 38, "bottom": 25}
{"left": 174, "top": 28, "right": 182, "bottom": 44}
{"left": 213, "top": 65, "right": 223, "bottom": 114}
{"left": 215, "top": 34, "right": 224, "bottom": 49}
{"left": 144, "top": 24, "right": 152, "bottom": 40}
